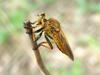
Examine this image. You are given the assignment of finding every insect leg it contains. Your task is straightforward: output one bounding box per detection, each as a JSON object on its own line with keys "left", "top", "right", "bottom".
{"left": 34, "top": 27, "right": 44, "bottom": 33}
{"left": 38, "top": 42, "right": 51, "bottom": 49}
{"left": 33, "top": 27, "right": 44, "bottom": 42}
{"left": 46, "top": 33, "right": 53, "bottom": 39}
{"left": 35, "top": 31, "right": 43, "bottom": 42}
{"left": 44, "top": 34, "right": 53, "bottom": 49}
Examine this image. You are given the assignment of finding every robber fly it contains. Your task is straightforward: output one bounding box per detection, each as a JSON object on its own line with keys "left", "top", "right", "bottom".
{"left": 29, "top": 13, "right": 74, "bottom": 60}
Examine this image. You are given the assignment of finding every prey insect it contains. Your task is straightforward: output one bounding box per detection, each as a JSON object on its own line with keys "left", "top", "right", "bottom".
{"left": 27, "top": 13, "right": 74, "bottom": 60}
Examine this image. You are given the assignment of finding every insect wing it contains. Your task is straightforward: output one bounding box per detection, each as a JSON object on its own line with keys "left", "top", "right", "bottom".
{"left": 52, "top": 30, "right": 74, "bottom": 60}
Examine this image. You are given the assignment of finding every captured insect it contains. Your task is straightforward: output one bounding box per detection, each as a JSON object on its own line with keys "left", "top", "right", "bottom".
{"left": 27, "top": 13, "right": 74, "bottom": 60}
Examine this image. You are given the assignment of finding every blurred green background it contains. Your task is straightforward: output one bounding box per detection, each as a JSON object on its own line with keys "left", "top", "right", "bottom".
{"left": 0, "top": 0, "right": 100, "bottom": 75}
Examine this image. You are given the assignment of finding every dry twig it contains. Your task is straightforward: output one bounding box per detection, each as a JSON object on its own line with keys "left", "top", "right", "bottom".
{"left": 24, "top": 21, "right": 50, "bottom": 75}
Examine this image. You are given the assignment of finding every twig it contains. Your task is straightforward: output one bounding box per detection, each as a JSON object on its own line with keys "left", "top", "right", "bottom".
{"left": 24, "top": 21, "right": 50, "bottom": 75}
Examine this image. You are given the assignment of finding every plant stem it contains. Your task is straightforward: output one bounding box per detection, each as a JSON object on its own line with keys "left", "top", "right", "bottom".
{"left": 24, "top": 21, "right": 50, "bottom": 75}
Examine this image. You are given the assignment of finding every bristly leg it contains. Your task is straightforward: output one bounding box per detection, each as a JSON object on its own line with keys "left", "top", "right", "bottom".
{"left": 34, "top": 27, "right": 44, "bottom": 33}
{"left": 45, "top": 34, "right": 53, "bottom": 49}
{"left": 38, "top": 42, "right": 52, "bottom": 49}
{"left": 45, "top": 33, "right": 53, "bottom": 39}
{"left": 35, "top": 31, "right": 43, "bottom": 42}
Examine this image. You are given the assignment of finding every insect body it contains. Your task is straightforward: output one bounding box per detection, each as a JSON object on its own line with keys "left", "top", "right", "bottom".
{"left": 31, "top": 13, "right": 74, "bottom": 60}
